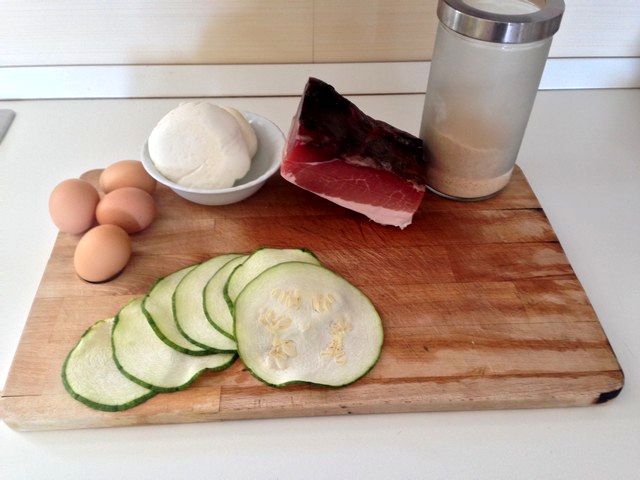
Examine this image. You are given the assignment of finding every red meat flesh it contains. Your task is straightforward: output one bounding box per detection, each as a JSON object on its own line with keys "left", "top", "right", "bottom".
{"left": 281, "top": 78, "right": 426, "bottom": 229}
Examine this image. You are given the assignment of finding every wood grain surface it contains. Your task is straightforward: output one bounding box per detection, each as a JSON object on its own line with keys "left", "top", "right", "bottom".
{"left": 0, "top": 168, "right": 623, "bottom": 431}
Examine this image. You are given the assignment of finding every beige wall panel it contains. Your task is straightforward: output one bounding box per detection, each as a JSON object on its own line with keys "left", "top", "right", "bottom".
{"left": 314, "top": 0, "right": 640, "bottom": 62}
{"left": 0, "top": 0, "right": 638, "bottom": 66}
{"left": 0, "top": 0, "right": 313, "bottom": 66}
{"left": 314, "top": 0, "right": 438, "bottom": 62}
{"left": 550, "top": 0, "right": 640, "bottom": 58}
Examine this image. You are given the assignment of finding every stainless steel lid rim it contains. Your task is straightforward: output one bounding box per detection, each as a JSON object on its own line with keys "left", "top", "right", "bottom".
{"left": 438, "top": 0, "right": 565, "bottom": 44}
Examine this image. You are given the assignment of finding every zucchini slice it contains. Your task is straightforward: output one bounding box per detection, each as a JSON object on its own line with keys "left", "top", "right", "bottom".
{"left": 234, "top": 262, "right": 383, "bottom": 388}
{"left": 62, "top": 318, "right": 156, "bottom": 411}
{"left": 225, "top": 248, "right": 321, "bottom": 305}
{"left": 203, "top": 254, "right": 249, "bottom": 339}
{"left": 173, "top": 254, "right": 239, "bottom": 351}
{"left": 142, "top": 265, "right": 209, "bottom": 355}
{"left": 113, "top": 298, "right": 236, "bottom": 392}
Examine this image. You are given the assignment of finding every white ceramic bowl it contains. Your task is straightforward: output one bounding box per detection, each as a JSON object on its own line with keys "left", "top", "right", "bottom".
{"left": 141, "top": 111, "right": 285, "bottom": 205}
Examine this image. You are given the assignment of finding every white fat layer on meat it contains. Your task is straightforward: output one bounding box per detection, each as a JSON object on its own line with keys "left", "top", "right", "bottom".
{"left": 281, "top": 169, "right": 414, "bottom": 229}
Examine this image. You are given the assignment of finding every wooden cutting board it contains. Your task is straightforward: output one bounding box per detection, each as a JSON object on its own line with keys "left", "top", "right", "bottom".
{"left": 0, "top": 168, "right": 624, "bottom": 431}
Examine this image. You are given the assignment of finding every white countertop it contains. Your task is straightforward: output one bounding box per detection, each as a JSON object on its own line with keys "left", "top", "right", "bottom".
{"left": 1, "top": 90, "right": 639, "bottom": 479}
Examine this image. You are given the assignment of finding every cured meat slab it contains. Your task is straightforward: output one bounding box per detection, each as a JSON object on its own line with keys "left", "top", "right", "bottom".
{"left": 281, "top": 78, "right": 427, "bottom": 228}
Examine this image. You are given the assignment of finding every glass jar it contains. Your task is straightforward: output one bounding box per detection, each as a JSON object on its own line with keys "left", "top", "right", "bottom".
{"left": 420, "top": 0, "right": 564, "bottom": 200}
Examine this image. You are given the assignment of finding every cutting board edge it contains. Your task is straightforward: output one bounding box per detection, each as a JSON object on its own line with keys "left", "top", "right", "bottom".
{"left": 0, "top": 369, "right": 623, "bottom": 432}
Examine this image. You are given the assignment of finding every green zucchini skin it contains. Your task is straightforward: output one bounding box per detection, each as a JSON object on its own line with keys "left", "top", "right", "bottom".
{"left": 141, "top": 266, "right": 218, "bottom": 356}
{"left": 298, "top": 247, "right": 321, "bottom": 262}
{"left": 61, "top": 319, "right": 157, "bottom": 412}
{"left": 173, "top": 304, "right": 236, "bottom": 352}
{"left": 233, "top": 260, "right": 384, "bottom": 389}
{"left": 112, "top": 299, "right": 237, "bottom": 393}
{"left": 172, "top": 254, "right": 240, "bottom": 352}
{"left": 222, "top": 262, "right": 242, "bottom": 321}
{"left": 171, "top": 296, "right": 236, "bottom": 353}
{"left": 202, "top": 286, "right": 236, "bottom": 341}
{"left": 111, "top": 339, "right": 237, "bottom": 394}
{"left": 203, "top": 255, "right": 250, "bottom": 341}
{"left": 223, "top": 247, "right": 322, "bottom": 331}
{"left": 239, "top": 356, "right": 381, "bottom": 390}
{"left": 63, "top": 248, "right": 380, "bottom": 413}
{"left": 142, "top": 297, "right": 218, "bottom": 356}
{"left": 62, "top": 364, "right": 157, "bottom": 412}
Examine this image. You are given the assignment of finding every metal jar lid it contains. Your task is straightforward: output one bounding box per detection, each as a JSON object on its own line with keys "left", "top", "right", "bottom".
{"left": 437, "top": 0, "right": 565, "bottom": 44}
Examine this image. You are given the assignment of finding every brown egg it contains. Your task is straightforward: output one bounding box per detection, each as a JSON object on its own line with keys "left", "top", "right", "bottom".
{"left": 99, "top": 160, "right": 157, "bottom": 194}
{"left": 96, "top": 187, "right": 156, "bottom": 233}
{"left": 49, "top": 179, "right": 100, "bottom": 234}
{"left": 74, "top": 225, "right": 132, "bottom": 282}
